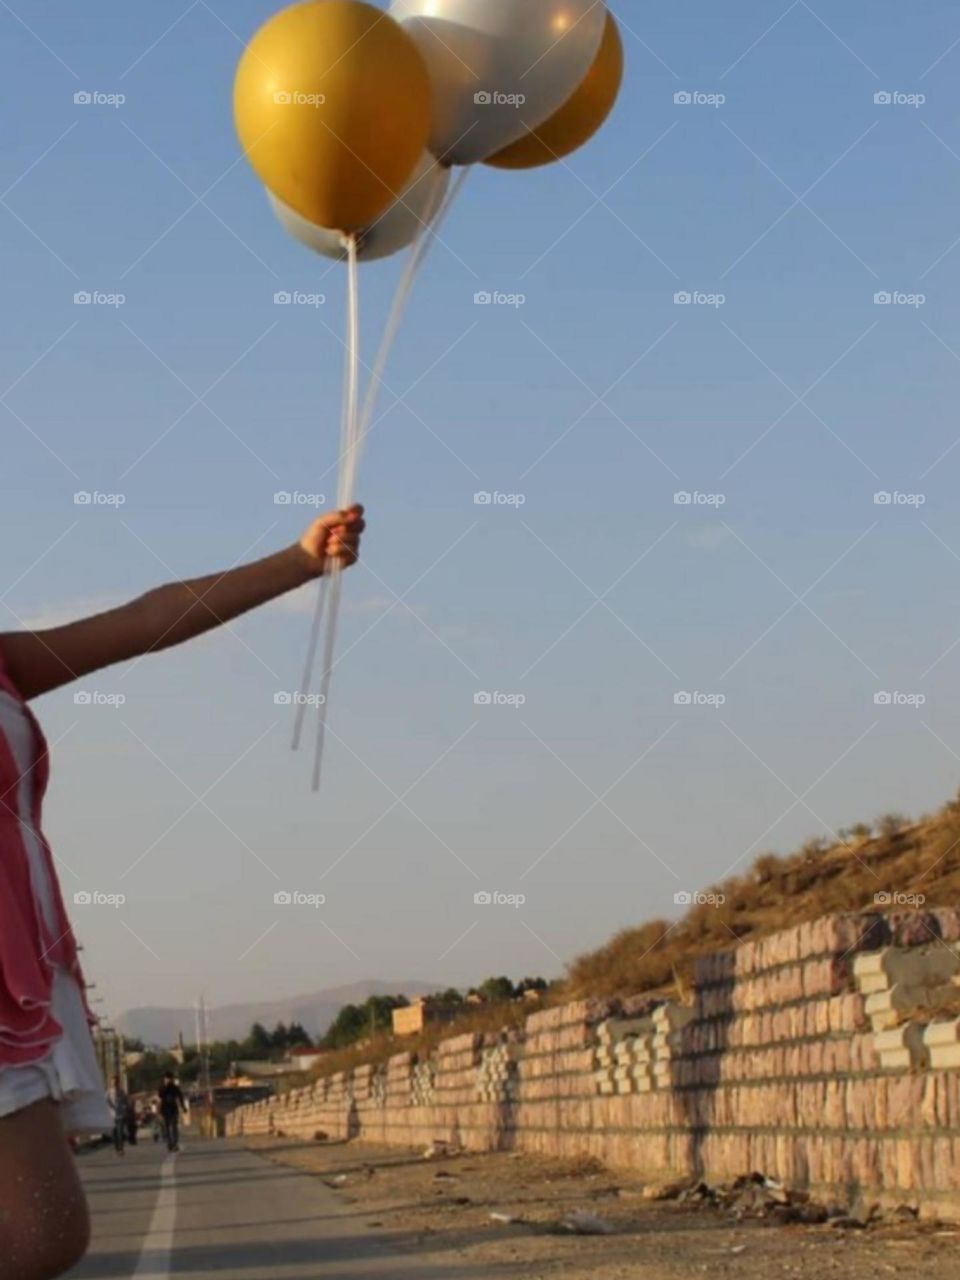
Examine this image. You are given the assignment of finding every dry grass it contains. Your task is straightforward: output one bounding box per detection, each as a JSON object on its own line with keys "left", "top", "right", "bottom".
{"left": 300, "top": 796, "right": 960, "bottom": 1084}
{"left": 303, "top": 1000, "right": 530, "bottom": 1088}
{"left": 566, "top": 800, "right": 960, "bottom": 999}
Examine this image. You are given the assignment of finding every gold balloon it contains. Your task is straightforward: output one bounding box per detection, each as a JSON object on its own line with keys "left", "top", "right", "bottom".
{"left": 234, "top": 0, "right": 432, "bottom": 231}
{"left": 485, "top": 13, "right": 624, "bottom": 171}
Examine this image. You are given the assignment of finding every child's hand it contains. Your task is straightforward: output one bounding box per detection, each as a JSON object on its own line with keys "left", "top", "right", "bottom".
{"left": 300, "top": 505, "right": 365, "bottom": 570}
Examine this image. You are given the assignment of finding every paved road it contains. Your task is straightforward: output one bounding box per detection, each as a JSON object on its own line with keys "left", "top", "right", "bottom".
{"left": 65, "top": 1138, "right": 464, "bottom": 1280}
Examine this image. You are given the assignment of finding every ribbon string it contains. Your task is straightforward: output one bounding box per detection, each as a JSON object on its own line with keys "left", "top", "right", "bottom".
{"left": 290, "top": 234, "right": 361, "bottom": 755}
{"left": 294, "top": 169, "right": 467, "bottom": 790}
{"left": 310, "top": 232, "right": 360, "bottom": 790}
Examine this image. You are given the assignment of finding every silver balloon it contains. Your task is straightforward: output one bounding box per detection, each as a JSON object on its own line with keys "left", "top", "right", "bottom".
{"left": 390, "top": 0, "right": 606, "bottom": 165}
{"left": 268, "top": 152, "right": 451, "bottom": 261}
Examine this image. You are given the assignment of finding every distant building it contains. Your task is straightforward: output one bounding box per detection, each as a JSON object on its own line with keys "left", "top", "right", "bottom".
{"left": 210, "top": 1083, "right": 274, "bottom": 1111}
{"left": 228, "top": 1054, "right": 325, "bottom": 1090}
{"left": 230, "top": 1060, "right": 292, "bottom": 1081}
{"left": 289, "top": 1050, "right": 327, "bottom": 1072}
{"left": 392, "top": 997, "right": 459, "bottom": 1037}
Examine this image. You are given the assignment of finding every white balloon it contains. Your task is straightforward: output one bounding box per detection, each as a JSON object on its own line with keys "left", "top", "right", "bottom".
{"left": 268, "top": 152, "right": 451, "bottom": 262}
{"left": 390, "top": 0, "right": 606, "bottom": 165}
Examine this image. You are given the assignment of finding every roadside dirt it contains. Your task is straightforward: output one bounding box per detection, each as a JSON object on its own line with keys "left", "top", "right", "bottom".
{"left": 246, "top": 1137, "right": 960, "bottom": 1279}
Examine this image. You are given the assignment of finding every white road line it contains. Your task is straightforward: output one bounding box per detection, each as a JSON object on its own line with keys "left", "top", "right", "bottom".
{"left": 133, "top": 1153, "right": 178, "bottom": 1279}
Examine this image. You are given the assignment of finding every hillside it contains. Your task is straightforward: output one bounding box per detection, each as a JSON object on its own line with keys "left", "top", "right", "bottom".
{"left": 118, "top": 978, "right": 437, "bottom": 1046}
{"left": 566, "top": 800, "right": 960, "bottom": 999}
{"left": 301, "top": 797, "right": 960, "bottom": 1083}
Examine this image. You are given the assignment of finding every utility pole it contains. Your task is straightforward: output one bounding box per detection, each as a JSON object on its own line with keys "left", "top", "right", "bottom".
{"left": 195, "top": 993, "right": 212, "bottom": 1102}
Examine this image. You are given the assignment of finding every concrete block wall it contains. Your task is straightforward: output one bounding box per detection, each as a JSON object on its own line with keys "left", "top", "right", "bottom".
{"left": 227, "top": 910, "right": 960, "bottom": 1216}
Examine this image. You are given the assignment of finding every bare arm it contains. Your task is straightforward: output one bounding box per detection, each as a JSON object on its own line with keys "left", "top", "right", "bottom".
{"left": 0, "top": 506, "right": 364, "bottom": 700}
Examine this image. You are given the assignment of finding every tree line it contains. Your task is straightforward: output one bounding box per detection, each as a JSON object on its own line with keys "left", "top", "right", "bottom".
{"left": 124, "top": 979, "right": 547, "bottom": 1092}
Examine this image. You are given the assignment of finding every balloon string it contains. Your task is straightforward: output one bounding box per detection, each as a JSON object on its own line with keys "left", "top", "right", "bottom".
{"left": 296, "top": 170, "right": 467, "bottom": 788}
{"left": 311, "top": 561, "right": 343, "bottom": 791}
{"left": 347, "top": 166, "right": 469, "bottom": 492}
{"left": 340, "top": 231, "right": 362, "bottom": 507}
{"left": 311, "top": 233, "right": 361, "bottom": 791}
{"left": 290, "top": 575, "right": 327, "bottom": 751}
{"left": 291, "top": 231, "right": 360, "bottom": 753}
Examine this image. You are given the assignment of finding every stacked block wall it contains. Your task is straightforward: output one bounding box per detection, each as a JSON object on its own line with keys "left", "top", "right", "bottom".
{"left": 227, "top": 910, "right": 960, "bottom": 1216}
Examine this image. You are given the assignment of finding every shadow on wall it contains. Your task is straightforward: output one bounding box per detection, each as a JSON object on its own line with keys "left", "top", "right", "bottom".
{"left": 498, "top": 1055, "right": 521, "bottom": 1153}
{"left": 346, "top": 1098, "right": 360, "bottom": 1141}
{"left": 674, "top": 950, "right": 734, "bottom": 1182}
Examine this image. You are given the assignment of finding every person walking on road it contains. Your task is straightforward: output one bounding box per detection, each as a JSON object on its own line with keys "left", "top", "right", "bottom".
{"left": 0, "top": 506, "right": 365, "bottom": 1279}
{"left": 158, "top": 1072, "right": 187, "bottom": 1152}
{"left": 106, "top": 1077, "right": 129, "bottom": 1158}
{"left": 124, "top": 1096, "right": 139, "bottom": 1146}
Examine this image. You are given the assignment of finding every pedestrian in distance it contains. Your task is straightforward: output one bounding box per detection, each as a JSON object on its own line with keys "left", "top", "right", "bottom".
{"left": 125, "top": 1097, "right": 138, "bottom": 1146}
{"left": 106, "top": 1076, "right": 128, "bottom": 1158}
{"left": 158, "top": 1072, "right": 188, "bottom": 1153}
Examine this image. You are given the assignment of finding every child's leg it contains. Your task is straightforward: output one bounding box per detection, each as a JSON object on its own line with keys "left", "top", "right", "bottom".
{"left": 0, "top": 1099, "right": 90, "bottom": 1280}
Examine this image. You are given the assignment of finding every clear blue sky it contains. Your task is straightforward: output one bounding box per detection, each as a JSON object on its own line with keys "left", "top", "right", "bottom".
{"left": 4, "top": 0, "right": 960, "bottom": 1027}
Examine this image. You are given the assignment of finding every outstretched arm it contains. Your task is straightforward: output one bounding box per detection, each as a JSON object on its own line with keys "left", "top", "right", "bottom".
{"left": 0, "top": 505, "right": 364, "bottom": 700}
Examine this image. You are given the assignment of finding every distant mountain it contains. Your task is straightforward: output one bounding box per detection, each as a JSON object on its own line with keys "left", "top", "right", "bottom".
{"left": 117, "top": 978, "right": 437, "bottom": 1047}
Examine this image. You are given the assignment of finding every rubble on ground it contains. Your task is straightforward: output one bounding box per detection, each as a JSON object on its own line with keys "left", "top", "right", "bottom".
{"left": 423, "top": 1139, "right": 462, "bottom": 1159}
{"left": 653, "top": 1172, "right": 923, "bottom": 1229}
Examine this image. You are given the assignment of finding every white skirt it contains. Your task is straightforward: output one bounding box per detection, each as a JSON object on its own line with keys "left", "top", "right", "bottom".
{"left": 0, "top": 969, "right": 113, "bottom": 1134}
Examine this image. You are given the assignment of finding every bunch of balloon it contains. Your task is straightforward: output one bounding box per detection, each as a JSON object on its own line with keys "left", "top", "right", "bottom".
{"left": 234, "top": 0, "right": 623, "bottom": 788}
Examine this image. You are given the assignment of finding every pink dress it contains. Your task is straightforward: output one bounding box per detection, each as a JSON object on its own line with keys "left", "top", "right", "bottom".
{"left": 0, "top": 652, "right": 111, "bottom": 1131}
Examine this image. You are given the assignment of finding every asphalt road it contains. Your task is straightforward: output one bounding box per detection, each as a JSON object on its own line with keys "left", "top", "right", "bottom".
{"left": 65, "top": 1137, "right": 466, "bottom": 1280}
